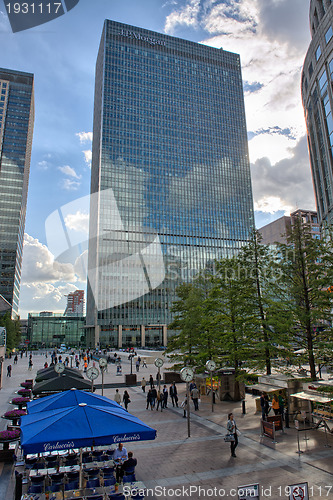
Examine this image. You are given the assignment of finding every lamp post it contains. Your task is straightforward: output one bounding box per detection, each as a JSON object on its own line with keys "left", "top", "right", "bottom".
{"left": 180, "top": 367, "right": 194, "bottom": 438}
{"left": 154, "top": 358, "right": 164, "bottom": 393}
{"left": 206, "top": 360, "right": 217, "bottom": 413}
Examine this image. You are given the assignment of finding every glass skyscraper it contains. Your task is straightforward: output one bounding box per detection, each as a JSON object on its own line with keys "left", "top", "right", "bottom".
{"left": 0, "top": 68, "right": 34, "bottom": 317}
{"left": 302, "top": 0, "right": 333, "bottom": 226}
{"left": 86, "top": 20, "right": 254, "bottom": 348}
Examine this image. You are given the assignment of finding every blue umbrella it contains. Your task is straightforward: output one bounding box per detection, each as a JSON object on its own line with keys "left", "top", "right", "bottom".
{"left": 27, "top": 389, "right": 124, "bottom": 414}
{"left": 20, "top": 403, "right": 157, "bottom": 455}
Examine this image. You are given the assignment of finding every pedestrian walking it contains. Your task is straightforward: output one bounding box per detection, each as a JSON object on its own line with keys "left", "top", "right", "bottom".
{"left": 170, "top": 382, "right": 179, "bottom": 407}
{"left": 149, "top": 374, "right": 154, "bottom": 389}
{"left": 162, "top": 385, "right": 168, "bottom": 409}
{"left": 114, "top": 389, "right": 122, "bottom": 405}
{"left": 156, "top": 371, "right": 161, "bottom": 387}
{"left": 28, "top": 359, "right": 33, "bottom": 371}
{"left": 142, "top": 358, "right": 147, "bottom": 368}
{"left": 227, "top": 413, "right": 238, "bottom": 457}
{"left": 191, "top": 385, "right": 199, "bottom": 411}
{"left": 264, "top": 394, "right": 270, "bottom": 418}
{"left": 14, "top": 354, "right": 18, "bottom": 365}
{"left": 123, "top": 390, "right": 131, "bottom": 411}
{"left": 156, "top": 390, "right": 163, "bottom": 411}
{"left": 7, "top": 364, "right": 12, "bottom": 377}
{"left": 151, "top": 386, "right": 157, "bottom": 408}
{"left": 141, "top": 377, "right": 146, "bottom": 393}
{"left": 146, "top": 389, "right": 153, "bottom": 410}
{"left": 136, "top": 360, "right": 140, "bottom": 373}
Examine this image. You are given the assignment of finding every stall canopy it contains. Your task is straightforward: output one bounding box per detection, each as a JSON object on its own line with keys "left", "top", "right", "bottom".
{"left": 27, "top": 388, "right": 124, "bottom": 414}
{"left": 32, "top": 374, "right": 92, "bottom": 395}
{"left": 35, "top": 367, "right": 83, "bottom": 382}
{"left": 20, "top": 403, "right": 157, "bottom": 454}
{"left": 290, "top": 391, "right": 333, "bottom": 403}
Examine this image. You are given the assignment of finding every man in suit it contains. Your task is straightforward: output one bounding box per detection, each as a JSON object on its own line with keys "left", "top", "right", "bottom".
{"left": 169, "top": 382, "right": 178, "bottom": 407}
{"left": 117, "top": 451, "right": 137, "bottom": 482}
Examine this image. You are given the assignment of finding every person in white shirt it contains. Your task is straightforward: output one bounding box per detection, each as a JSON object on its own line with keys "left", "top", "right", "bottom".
{"left": 113, "top": 443, "right": 128, "bottom": 462}
{"left": 114, "top": 389, "right": 122, "bottom": 405}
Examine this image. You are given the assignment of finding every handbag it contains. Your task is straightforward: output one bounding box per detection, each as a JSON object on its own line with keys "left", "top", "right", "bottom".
{"left": 224, "top": 433, "right": 235, "bottom": 442}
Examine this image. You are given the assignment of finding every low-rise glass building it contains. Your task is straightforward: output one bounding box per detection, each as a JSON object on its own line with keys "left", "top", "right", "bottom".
{"left": 27, "top": 313, "right": 85, "bottom": 348}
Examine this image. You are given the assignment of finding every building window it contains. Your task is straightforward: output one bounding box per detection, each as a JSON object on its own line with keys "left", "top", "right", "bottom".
{"left": 325, "top": 26, "right": 333, "bottom": 44}
{"left": 316, "top": 45, "right": 322, "bottom": 61}
{"left": 309, "top": 62, "right": 314, "bottom": 78}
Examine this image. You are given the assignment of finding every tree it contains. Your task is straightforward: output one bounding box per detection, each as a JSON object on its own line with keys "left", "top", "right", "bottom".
{"left": 166, "top": 282, "right": 205, "bottom": 369}
{"left": 237, "top": 230, "right": 290, "bottom": 375}
{"left": 277, "top": 217, "right": 333, "bottom": 380}
{"left": 0, "top": 312, "right": 21, "bottom": 352}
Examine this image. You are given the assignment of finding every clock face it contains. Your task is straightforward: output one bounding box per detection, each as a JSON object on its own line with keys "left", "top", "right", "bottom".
{"left": 206, "top": 360, "right": 216, "bottom": 372}
{"left": 154, "top": 357, "right": 164, "bottom": 368}
{"left": 180, "top": 367, "right": 194, "bottom": 382}
{"left": 86, "top": 367, "right": 100, "bottom": 380}
{"left": 54, "top": 362, "right": 65, "bottom": 374}
{"left": 99, "top": 358, "right": 107, "bottom": 368}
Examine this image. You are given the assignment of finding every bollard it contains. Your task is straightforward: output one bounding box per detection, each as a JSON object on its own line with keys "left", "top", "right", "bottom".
{"left": 242, "top": 399, "right": 246, "bottom": 414}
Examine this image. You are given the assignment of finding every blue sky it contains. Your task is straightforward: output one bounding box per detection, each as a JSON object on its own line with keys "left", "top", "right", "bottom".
{"left": 0, "top": 0, "right": 315, "bottom": 317}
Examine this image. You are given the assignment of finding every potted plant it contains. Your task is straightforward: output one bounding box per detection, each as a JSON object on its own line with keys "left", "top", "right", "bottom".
{"left": 0, "top": 429, "right": 20, "bottom": 451}
{"left": 10, "top": 397, "right": 30, "bottom": 409}
{"left": 2, "top": 409, "right": 26, "bottom": 426}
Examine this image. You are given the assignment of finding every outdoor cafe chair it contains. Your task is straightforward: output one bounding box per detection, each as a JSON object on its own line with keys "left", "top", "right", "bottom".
{"left": 32, "top": 462, "right": 46, "bottom": 470}
{"left": 24, "top": 457, "right": 37, "bottom": 469}
{"left": 100, "top": 453, "right": 110, "bottom": 462}
{"left": 92, "top": 450, "right": 103, "bottom": 459}
{"left": 66, "top": 457, "right": 79, "bottom": 466}
{"left": 122, "top": 474, "right": 136, "bottom": 483}
{"left": 83, "top": 455, "right": 93, "bottom": 463}
{"left": 28, "top": 483, "right": 44, "bottom": 494}
{"left": 45, "top": 455, "right": 58, "bottom": 464}
{"left": 86, "top": 496, "right": 104, "bottom": 500}
{"left": 64, "top": 480, "right": 80, "bottom": 491}
{"left": 102, "top": 466, "right": 114, "bottom": 477}
{"left": 50, "top": 472, "right": 65, "bottom": 482}
{"left": 86, "top": 477, "right": 100, "bottom": 489}
{"left": 104, "top": 477, "right": 116, "bottom": 487}
{"left": 30, "top": 474, "right": 45, "bottom": 484}
{"left": 67, "top": 470, "right": 80, "bottom": 480}
{"left": 49, "top": 482, "right": 63, "bottom": 493}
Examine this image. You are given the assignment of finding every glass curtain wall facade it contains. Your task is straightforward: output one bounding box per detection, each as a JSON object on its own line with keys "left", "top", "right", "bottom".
{"left": 86, "top": 20, "right": 254, "bottom": 347}
{"left": 302, "top": 0, "right": 333, "bottom": 226}
{"left": 27, "top": 313, "right": 86, "bottom": 348}
{"left": 0, "top": 69, "right": 34, "bottom": 317}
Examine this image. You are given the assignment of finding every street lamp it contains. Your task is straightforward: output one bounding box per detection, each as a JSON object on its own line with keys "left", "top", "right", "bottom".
{"left": 180, "top": 367, "right": 194, "bottom": 438}
{"left": 206, "top": 360, "right": 217, "bottom": 413}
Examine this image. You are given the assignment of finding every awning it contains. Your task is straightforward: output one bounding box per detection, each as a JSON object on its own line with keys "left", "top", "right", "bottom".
{"left": 290, "top": 391, "right": 333, "bottom": 403}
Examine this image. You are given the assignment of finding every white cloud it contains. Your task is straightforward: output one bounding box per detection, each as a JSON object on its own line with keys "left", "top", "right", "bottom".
{"left": 76, "top": 131, "right": 93, "bottom": 143}
{"left": 165, "top": 0, "right": 201, "bottom": 33}
{"left": 61, "top": 179, "right": 81, "bottom": 191}
{"left": 19, "top": 234, "right": 87, "bottom": 318}
{"left": 165, "top": 0, "right": 311, "bottom": 168}
{"left": 37, "top": 160, "right": 49, "bottom": 171}
{"left": 83, "top": 150, "right": 92, "bottom": 166}
{"left": 58, "top": 165, "right": 81, "bottom": 179}
{"left": 251, "top": 136, "right": 316, "bottom": 215}
{"left": 249, "top": 133, "right": 294, "bottom": 164}
{"left": 21, "top": 234, "right": 76, "bottom": 283}
{"left": 64, "top": 211, "right": 89, "bottom": 235}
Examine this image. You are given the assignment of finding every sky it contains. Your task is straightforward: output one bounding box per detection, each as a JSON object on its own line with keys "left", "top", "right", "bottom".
{"left": 0, "top": 0, "right": 315, "bottom": 318}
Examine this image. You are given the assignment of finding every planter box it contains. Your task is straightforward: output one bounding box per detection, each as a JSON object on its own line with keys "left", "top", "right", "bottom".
{"left": 125, "top": 374, "right": 137, "bottom": 386}
{"left": 0, "top": 449, "right": 15, "bottom": 462}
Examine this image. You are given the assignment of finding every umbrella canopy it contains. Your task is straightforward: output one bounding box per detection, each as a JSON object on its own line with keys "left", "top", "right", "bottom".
{"left": 20, "top": 403, "right": 157, "bottom": 454}
{"left": 36, "top": 367, "right": 83, "bottom": 382}
{"left": 32, "top": 374, "right": 92, "bottom": 395}
{"left": 27, "top": 389, "right": 124, "bottom": 414}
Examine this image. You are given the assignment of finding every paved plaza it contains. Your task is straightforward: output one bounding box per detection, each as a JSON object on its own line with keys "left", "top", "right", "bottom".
{"left": 1, "top": 351, "right": 333, "bottom": 499}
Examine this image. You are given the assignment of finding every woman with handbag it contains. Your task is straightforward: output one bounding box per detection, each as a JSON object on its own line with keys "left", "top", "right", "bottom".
{"left": 227, "top": 413, "right": 238, "bottom": 457}
{"left": 123, "top": 390, "right": 131, "bottom": 411}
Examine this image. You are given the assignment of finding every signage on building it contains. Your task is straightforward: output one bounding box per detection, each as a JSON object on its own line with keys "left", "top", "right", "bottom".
{"left": 0, "top": 327, "right": 6, "bottom": 347}
{"left": 119, "top": 28, "right": 165, "bottom": 47}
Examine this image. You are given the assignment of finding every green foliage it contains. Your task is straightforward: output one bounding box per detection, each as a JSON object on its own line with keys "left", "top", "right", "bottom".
{"left": 0, "top": 312, "right": 21, "bottom": 352}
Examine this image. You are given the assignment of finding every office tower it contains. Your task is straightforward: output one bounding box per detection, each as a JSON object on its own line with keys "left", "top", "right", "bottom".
{"left": 302, "top": 0, "right": 333, "bottom": 226}
{"left": 259, "top": 209, "right": 320, "bottom": 245}
{"left": 0, "top": 69, "right": 34, "bottom": 317}
{"left": 86, "top": 20, "right": 254, "bottom": 348}
{"left": 64, "top": 290, "right": 84, "bottom": 316}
